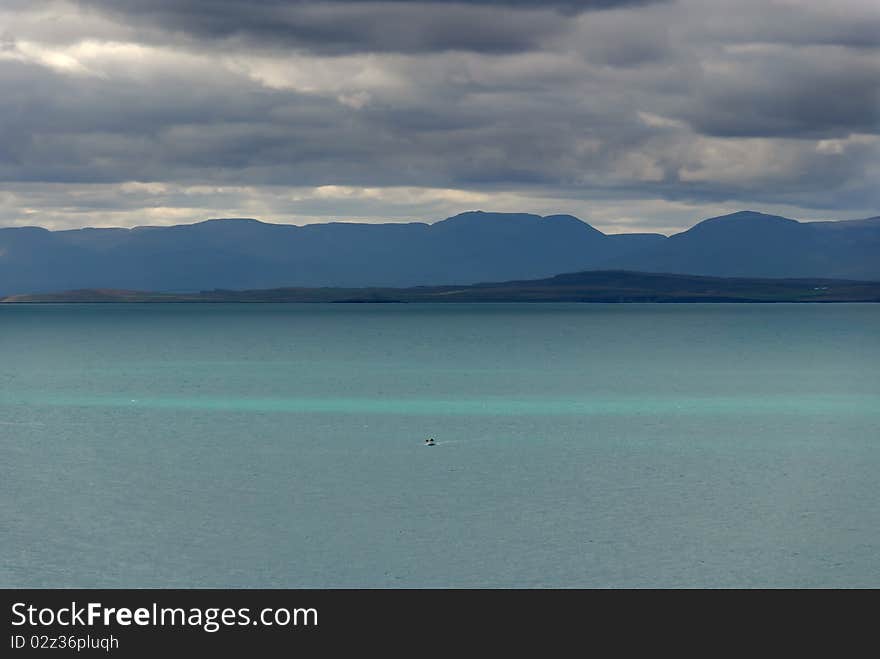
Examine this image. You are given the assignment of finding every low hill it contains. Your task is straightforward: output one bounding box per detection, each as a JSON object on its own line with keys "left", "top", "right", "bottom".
{"left": 5, "top": 271, "right": 878, "bottom": 303}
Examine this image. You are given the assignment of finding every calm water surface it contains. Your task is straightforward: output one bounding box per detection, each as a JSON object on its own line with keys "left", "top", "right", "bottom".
{"left": 1, "top": 303, "right": 878, "bottom": 587}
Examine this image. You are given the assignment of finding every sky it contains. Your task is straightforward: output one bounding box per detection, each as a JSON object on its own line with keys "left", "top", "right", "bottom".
{"left": 0, "top": 0, "right": 878, "bottom": 235}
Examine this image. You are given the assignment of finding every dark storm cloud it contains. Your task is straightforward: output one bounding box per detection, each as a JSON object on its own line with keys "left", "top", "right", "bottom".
{"left": 680, "top": 50, "right": 880, "bottom": 138}
{"left": 69, "top": 0, "right": 667, "bottom": 54}
{"left": 698, "top": 3, "right": 880, "bottom": 50}
{"left": 0, "top": 58, "right": 371, "bottom": 185}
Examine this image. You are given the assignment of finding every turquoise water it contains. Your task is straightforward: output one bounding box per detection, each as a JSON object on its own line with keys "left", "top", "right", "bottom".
{"left": 1, "top": 303, "right": 878, "bottom": 587}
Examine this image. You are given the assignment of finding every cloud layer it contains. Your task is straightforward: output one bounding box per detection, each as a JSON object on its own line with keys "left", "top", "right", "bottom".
{"left": 1, "top": 0, "right": 878, "bottom": 232}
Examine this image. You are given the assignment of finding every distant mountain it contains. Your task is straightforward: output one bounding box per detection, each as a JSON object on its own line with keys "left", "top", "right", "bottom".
{"left": 5, "top": 271, "right": 879, "bottom": 304}
{"left": 0, "top": 210, "right": 877, "bottom": 295}
{"left": 0, "top": 212, "right": 663, "bottom": 295}
{"left": 605, "top": 211, "right": 880, "bottom": 280}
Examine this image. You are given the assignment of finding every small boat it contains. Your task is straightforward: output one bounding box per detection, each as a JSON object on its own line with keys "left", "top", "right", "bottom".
{"left": 424, "top": 438, "right": 436, "bottom": 446}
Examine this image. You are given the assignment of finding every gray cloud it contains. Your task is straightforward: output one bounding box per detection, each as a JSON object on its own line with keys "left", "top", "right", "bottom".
{"left": 68, "top": 0, "right": 667, "bottom": 55}
{"left": 678, "top": 48, "right": 880, "bottom": 138}
{"left": 691, "top": 0, "right": 880, "bottom": 50}
{"left": 0, "top": 0, "right": 877, "bottom": 230}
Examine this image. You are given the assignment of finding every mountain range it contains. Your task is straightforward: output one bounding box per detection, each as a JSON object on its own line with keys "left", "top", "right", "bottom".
{"left": 0, "top": 210, "right": 878, "bottom": 295}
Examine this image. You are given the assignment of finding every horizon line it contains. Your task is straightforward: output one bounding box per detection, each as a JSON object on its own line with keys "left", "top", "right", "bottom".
{"left": 4, "top": 209, "right": 878, "bottom": 237}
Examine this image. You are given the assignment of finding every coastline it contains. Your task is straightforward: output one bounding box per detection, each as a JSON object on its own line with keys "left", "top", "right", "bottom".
{"left": 3, "top": 271, "right": 879, "bottom": 304}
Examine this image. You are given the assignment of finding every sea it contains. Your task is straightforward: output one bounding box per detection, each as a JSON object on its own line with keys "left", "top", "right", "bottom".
{"left": 1, "top": 303, "right": 878, "bottom": 588}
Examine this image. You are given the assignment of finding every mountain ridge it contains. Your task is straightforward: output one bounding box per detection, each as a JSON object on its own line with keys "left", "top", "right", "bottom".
{"left": 0, "top": 210, "right": 878, "bottom": 295}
